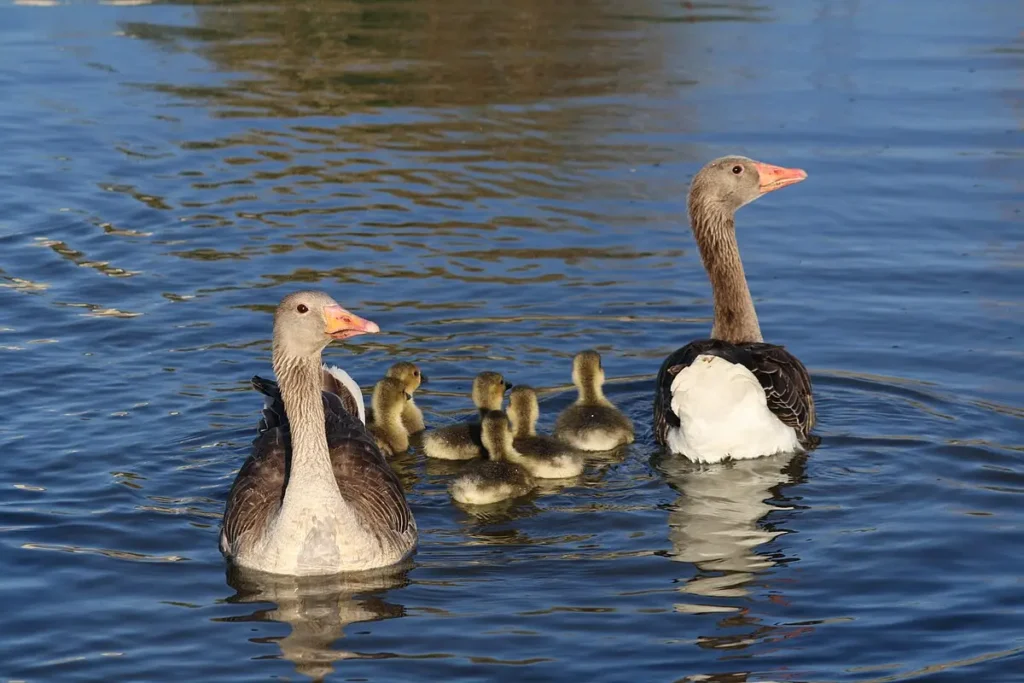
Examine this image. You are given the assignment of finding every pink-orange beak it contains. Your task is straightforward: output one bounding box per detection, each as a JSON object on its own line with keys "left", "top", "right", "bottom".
{"left": 754, "top": 162, "right": 807, "bottom": 194}
{"left": 323, "top": 304, "right": 380, "bottom": 341}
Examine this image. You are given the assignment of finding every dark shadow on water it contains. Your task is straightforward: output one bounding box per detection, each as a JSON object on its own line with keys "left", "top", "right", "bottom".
{"left": 220, "top": 564, "right": 411, "bottom": 681}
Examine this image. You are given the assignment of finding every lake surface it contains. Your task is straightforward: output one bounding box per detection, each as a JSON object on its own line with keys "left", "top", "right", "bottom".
{"left": 1, "top": 0, "right": 1021, "bottom": 680}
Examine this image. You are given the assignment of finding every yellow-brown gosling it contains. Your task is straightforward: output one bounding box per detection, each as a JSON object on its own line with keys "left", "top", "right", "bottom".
{"left": 449, "top": 411, "right": 536, "bottom": 505}
{"left": 423, "top": 371, "right": 511, "bottom": 460}
{"left": 367, "top": 377, "right": 411, "bottom": 457}
{"left": 506, "top": 385, "right": 585, "bottom": 478}
{"left": 386, "top": 361, "right": 427, "bottom": 434}
{"left": 554, "top": 350, "right": 634, "bottom": 451}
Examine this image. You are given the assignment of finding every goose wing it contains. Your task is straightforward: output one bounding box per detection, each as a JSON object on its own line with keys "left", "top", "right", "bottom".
{"left": 220, "top": 427, "right": 286, "bottom": 554}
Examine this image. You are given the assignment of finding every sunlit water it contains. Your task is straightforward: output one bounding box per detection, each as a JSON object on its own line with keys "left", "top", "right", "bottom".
{"left": 1, "top": 0, "right": 1021, "bottom": 681}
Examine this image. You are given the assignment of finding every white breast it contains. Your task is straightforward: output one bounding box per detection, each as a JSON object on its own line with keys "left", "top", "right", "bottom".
{"left": 666, "top": 354, "right": 800, "bottom": 463}
{"left": 324, "top": 365, "right": 366, "bottom": 424}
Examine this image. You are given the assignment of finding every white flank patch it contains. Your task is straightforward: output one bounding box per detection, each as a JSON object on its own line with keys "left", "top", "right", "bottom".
{"left": 324, "top": 364, "right": 366, "bottom": 424}
{"left": 667, "top": 354, "right": 800, "bottom": 463}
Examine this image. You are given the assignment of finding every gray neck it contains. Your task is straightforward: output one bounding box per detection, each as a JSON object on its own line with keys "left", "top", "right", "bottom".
{"left": 689, "top": 198, "right": 763, "bottom": 343}
{"left": 273, "top": 350, "right": 338, "bottom": 509}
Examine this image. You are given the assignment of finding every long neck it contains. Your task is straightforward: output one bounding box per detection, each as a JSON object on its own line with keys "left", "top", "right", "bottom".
{"left": 273, "top": 349, "right": 337, "bottom": 505}
{"left": 689, "top": 198, "right": 763, "bottom": 343}
{"left": 578, "top": 380, "right": 607, "bottom": 405}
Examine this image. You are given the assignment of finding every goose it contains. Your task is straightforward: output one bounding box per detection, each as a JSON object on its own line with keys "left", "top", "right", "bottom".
{"left": 506, "top": 385, "right": 585, "bottom": 478}
{"left": 385, "top": 361, "right": 427, "bottom": 433}
{"left": 653, "top": 156, "right": 819, "bottom": 463}
{"left": 449, "top": 411, "right": 536, "bottom": 505}
{"left": 422, "top": 371, "right": 511, "bottom": 460}
{"left": 367, "top": 377, "right": 411, "bottom": 457}
{"left": 554, "top": 350, "right": 634, "bottom": 451}
{"left": 220, "top": 291, "right": 417, "bottom": 575}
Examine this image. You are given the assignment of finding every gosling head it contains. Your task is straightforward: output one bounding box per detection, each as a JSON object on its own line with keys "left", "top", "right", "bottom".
{"left": 371, "top": 377, "right": 410, "bottom": 422}
{"left": 472, "top": 371, "right": 512, "bottom": 412}
{"left": 273, "top": 290, "right": 379, "bottom": 361}
{"left": 689, "top": 155, "right": 807, "bottom": 216}
{"left": 480, "top": 410, "right": 515, "bottom": 460}
{"left": 571, "top": 349, "right": 605, "bottom": 399}
{"left": 507, "top": 385, "right": 540, "bottom": 438}
{"left": 386, "top": 361, "right": 426, "bottom": 394}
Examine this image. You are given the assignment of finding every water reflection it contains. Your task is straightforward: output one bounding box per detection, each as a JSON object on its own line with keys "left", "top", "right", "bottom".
{"left": 222, "top": 565, "right": 410, "bottom": 681}
{"left": 655, "top": 452, "right": 804, "bottom": 603}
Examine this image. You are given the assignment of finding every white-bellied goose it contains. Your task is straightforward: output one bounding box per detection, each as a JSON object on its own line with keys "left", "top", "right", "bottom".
{"left": 449, "top": 411, "right": 536, "bottom": 505}
{"left": 507, "top": 385, "right": 584, "bottom": 478}
{"left": 386, "top": 361, "right": 427, "bottom": 433}
{"left": 368, "top": 377, "right": 411, "bottom": 457}
{"left": 554, "top": 350, "right": 634, "bottom": 451}
{"left": 653, "top": 156, "right": 819, "bottom": 463}
{"left": 422, "top": 371, "right": 511, "bottom": 460}
{"left": 220, "top": 291, "right": 417, "bottom": 575}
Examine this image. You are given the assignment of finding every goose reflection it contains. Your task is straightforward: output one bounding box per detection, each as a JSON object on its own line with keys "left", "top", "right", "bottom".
{"left": 223, "top": 564, "right": 410, "bottom": 681}
{"left": 655, "top": 452, "right": 805, "bottom": 603}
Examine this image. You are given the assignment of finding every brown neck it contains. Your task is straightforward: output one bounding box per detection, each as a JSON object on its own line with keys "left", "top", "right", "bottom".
{"left": 273, "top": 349, "right": 334, "bottom": 492}
{"left": 689, "top": 197, "right": 763, "bottom": 343}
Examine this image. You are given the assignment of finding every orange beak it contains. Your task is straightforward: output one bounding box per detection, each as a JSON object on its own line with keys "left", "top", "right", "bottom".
{"left": 754, "top": 162, "right": 807, "bottom": 194}
{"left": 322, "top": 304, "right": 380, "bottom": 341}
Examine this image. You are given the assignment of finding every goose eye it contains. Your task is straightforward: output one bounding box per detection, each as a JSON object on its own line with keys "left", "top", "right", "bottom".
{"left": 732, "top": 165, "right": 743, "bottom": 175}
{"left": 296, "top": 304, "right": 308, "bottom": 314}
{"left": 413, "top": 370, "right": 419, "bottom": 376}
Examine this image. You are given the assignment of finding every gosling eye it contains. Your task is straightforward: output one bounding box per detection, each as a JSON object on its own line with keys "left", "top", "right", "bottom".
{"left": 296, "top": 303, "right": 309, "bottom": 314}
{"left": 732, "top": 165, "right": 743, "bottom": 175}
{"left": 413, "top": 370, "right": 419, "bottom": 377}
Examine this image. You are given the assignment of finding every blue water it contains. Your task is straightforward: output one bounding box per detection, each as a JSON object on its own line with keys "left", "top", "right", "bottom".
{"left": 1, "top": 0, "right": 1021, "bottom": 680}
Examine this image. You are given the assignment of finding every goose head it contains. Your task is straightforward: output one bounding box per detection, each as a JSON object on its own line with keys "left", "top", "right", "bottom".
{"left": 689, "top": 156, "right": 807, "bottom": 214}
{"left": 472, "top": 371, "right": 512, "bottom": 412}
{"left": 386, "top": 361, "right": 427, "bottom": 394}
{"left": 273, "top": 290, "right": 379, "bottom": 360}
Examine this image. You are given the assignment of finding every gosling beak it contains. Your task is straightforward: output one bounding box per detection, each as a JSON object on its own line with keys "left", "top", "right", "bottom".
{"left": 419, "top": 373, "right": 429, "bottom": 385}
{"left": 323, "top": 305, "right": 380, "bottom": 341}
{"left": 503, "top": 380, "right": 513, "bottom": 391}
{"left": 754, "top": 162, "right": 807, "bottom": 194}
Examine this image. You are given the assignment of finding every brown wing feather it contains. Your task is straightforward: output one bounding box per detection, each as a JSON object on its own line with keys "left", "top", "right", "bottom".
{"left": 220, "top": 428, "right": 286, "bottom": 554}
{"left": 322, "top": 408, "right": 413, "bottom": 537}
{"left": 223, "top": 377, "right": 414, "bottom": 560}
{"left": 746, "top": 343, "right": 818, "bottom": 446}
{"left": 321, "top": 368, "right": 363, "bottom": 420}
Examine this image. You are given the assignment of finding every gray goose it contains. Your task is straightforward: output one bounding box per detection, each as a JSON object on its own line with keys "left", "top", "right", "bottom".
{"left": 220, "top": 291, "right": 416, "bottom": 575}
{"left": 653, "top": 156, "right": 819, "bottom": 463}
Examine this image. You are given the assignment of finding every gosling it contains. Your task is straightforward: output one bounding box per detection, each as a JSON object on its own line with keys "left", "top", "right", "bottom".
{"left": 554, "top": 350, "right": 634, "bottom": 451}
{"left": 506, "top": 385, "right": 585, "bottom": 478}
{"left": 449, "top": 411, "right": 536, "bottom": 505}
{"left": 423, "top": 371, "right": 511, "bottom": 460}
{"left": 367, "top": 377, "right": 411, "bottom": 457}
{"left": 386, "top": 361, "right": 428, "bottom": 433}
